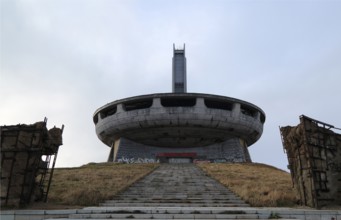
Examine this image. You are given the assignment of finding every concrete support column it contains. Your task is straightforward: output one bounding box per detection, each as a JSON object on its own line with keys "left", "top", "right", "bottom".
{"left": 239, "top": 138, "right": 252, "bottom": 162}
{"left": 107, "top": 142, "right": 115, "bottom": 162}
{"left": 117, "top": 104, "right": 124, "bottom": 113}
{"left": 99, "top": 112, "right": 106, "bottom": 120}
{"left": 107, "top": 138, "right": 121, "bottom": 162}
{"left": 255, "top": 111, "right": 261, "bottom": 121}
{"left": 196, "top": 98, "right": 205, "bottom": 108}
{"left": 95, "top": 113, "right": 101, "bottom": 121}
{"left": 152, "top": 98, "right": 162, "bottom": 108}
{"left": 232, "top": 103, "right": 241, "bottom": 118}
{"left": 195, "top": 98, "right": 205, "bottom": 114}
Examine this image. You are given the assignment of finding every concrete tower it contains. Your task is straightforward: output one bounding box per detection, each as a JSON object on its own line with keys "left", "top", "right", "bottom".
{"left": 172, "top": 44, "right": 187, "bottom": 93}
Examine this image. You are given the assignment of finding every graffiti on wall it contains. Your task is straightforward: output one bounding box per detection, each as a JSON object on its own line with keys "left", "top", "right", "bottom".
{"left": 117, "top": 157, "right": 160, "bottom": 164}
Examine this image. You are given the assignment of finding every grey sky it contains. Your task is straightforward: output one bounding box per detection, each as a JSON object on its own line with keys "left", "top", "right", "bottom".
{"left": 1, "top": 0, "right": 341, "bottom": 170}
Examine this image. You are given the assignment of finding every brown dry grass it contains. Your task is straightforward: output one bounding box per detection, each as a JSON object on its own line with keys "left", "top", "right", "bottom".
{"left": 47, "top": 163, "right": 159, "bottom": 206}
{"left": 198, "top": 163, "right": 298, "bottom": 207}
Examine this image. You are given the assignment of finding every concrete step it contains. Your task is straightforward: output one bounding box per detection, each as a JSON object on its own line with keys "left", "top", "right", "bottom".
{"left": 2, "top": 207, "right": 340, "bottom": 220}
{"left": 114, "top": 192, "right": 238, "bottom": 195}
{"left": 99, "top": 202, "right": 250, "bottom": 207}
{"left": 102, "top": 200, "right": 246, "bottom": 205}
{"left": 102, "top": 199, "right": 247, "bottom": 204}
{"left": 111, "top": 195, "right": 240, "bottom": 199}
{"left": 43, "top": 206, "right": 340, "bottom": 219}
{"left": 60, "top": 208, "right": 283, "bottom": 219}
{"left": 114, "top": 194, "right": 239, "bottom": 198}
{"left": 67, "top": 213, "right": 262, "bottom": 219}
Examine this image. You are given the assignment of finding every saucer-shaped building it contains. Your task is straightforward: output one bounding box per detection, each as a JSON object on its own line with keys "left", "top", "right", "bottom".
{"left": 93, "top": 45, "right": 265, "bottom": 163}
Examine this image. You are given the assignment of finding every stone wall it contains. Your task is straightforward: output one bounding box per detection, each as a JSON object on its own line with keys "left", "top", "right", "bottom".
{"left": 0, "top": 121, "right": 63, "bottom": 208}
{"left": 280, "top": 115, "right": 341, "bottom": 208}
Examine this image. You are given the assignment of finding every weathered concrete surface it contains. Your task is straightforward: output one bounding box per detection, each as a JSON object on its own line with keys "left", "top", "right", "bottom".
{"left": 94, "top": 93, "right": 265, "bottom": 148}
{"left": 94, "top": 93, "right": 265, "bottom": 162}
{"left": 280, "top": 115, "right": 341, "bottom": 208}
{"left": 113, "top": 137, "right": 251, "bottom": 163}
{"left": 1, "top": 121, "right": 63, "bottom": 208}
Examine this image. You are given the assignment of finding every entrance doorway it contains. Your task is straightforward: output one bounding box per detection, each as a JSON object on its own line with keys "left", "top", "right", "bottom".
{"left": 156, "top": 152, "right": 197, "bottom": 163}
{"left": 168, "top": 157, "right": 192, "bottom": 163}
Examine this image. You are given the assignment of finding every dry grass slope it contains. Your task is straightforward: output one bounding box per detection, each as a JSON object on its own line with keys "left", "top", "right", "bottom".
{"left": 35, "top": 162, "right": 296, "bottom": 208}
{"left": 48, "top": 163, "right": 159, "bottom": 206}
{"left": 198, "top": 163, "right": 298, "bottom": 207}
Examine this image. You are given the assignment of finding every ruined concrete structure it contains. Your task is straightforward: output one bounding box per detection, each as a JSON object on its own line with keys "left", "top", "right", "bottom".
{"left": 0, "top": 119, "right": 64, "bottom": 207}
{"left": 93, "top": 45, "right": 265, "bottom": 163}
{"left": 280, "top": 115, "right": 341, "bottom": 208}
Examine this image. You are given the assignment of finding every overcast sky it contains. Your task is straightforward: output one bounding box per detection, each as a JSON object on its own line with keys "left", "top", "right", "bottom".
{"left": 1, "top": 0, "right": 341, "bottom": 170}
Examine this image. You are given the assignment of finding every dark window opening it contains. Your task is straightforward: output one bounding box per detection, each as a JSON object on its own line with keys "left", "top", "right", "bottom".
{"left": 251, "top": 130, "right": 260, "bottom": 138}
{"left": 204, "top": 99, "right": 233, "bottom": 111}
{"left": 93, "top": 114, "right": 99, "bottom": 124}
{"left": 161, "top": 97, "right": 196, "bottom": 107}
{"left": 174, "top": 83, "right": 184, "bottom": 88}
{"left": 123, "top": 99, "right": 153, "bottom": 111}
{"left": 100, "top": 105, "right": 117, "bottom": 119}
{"left": 260, "top": 114, "right": 266, "bottom": 124}
{"left": 241, "top": 105, "right": 256, "bottom": 117}
{"left": 174, "top": 83, "right": 185, "bottom": 93}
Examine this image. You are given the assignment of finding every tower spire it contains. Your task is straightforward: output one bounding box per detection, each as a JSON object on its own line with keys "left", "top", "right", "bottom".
{"left": 172, "top": 44, "right": 187, "bottom": 93}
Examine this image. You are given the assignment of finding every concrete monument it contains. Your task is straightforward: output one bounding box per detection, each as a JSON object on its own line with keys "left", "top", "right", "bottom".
{"left": 93, "top": 45, "right": 265, "bottom": 163}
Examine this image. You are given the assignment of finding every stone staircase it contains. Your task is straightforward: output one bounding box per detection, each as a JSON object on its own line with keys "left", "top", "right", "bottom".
{"left": 46, "top": 164, "right": 296, "bottom": 219}
{"left": 100, "top": 164, "right": 249, "bottom": 208}
{"left": 4, "top": 164, "right": 340, "bottom": 219}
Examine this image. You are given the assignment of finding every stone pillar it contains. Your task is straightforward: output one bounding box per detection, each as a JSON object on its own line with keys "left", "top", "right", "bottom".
{"left": 117, "top": 104, "right": 124, "bottom": 113}
{"left": 195, "top": 98, "right": 205, "bottom": 108}
{"left": 107, "top": 138, "right": 121, "bottom": 162}
{"left": 152, "top": 98, "right": 162, "bottom": 108}
{"left": 99, "top": 112, "right": 104, "bottom": 120}
{"left": 107, "top": 142, "right": 114, "bottom": 162}
{"left": 232, "top": 103, "right": 241, "bottom": 118}
{"left": 255, "top": 111, "right": 261, "bottom": 122}
{"left": 94, "top": 113, "right": 100, "bottom": 122}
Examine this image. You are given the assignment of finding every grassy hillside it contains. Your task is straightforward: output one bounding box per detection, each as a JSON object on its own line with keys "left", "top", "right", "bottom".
{"left": 42, "top": 162, "right": 296, "bottom": 208}
{"left": 47, "top": 163, "right": 159, "bottom": 206}
{"left": 198, "top": 163, "right": 297, "bottom": 207}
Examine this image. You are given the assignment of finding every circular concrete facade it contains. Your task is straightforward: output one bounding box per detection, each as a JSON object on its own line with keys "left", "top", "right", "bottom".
{"left": 93, "top": 93, "right": 265, "bottom": 149}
